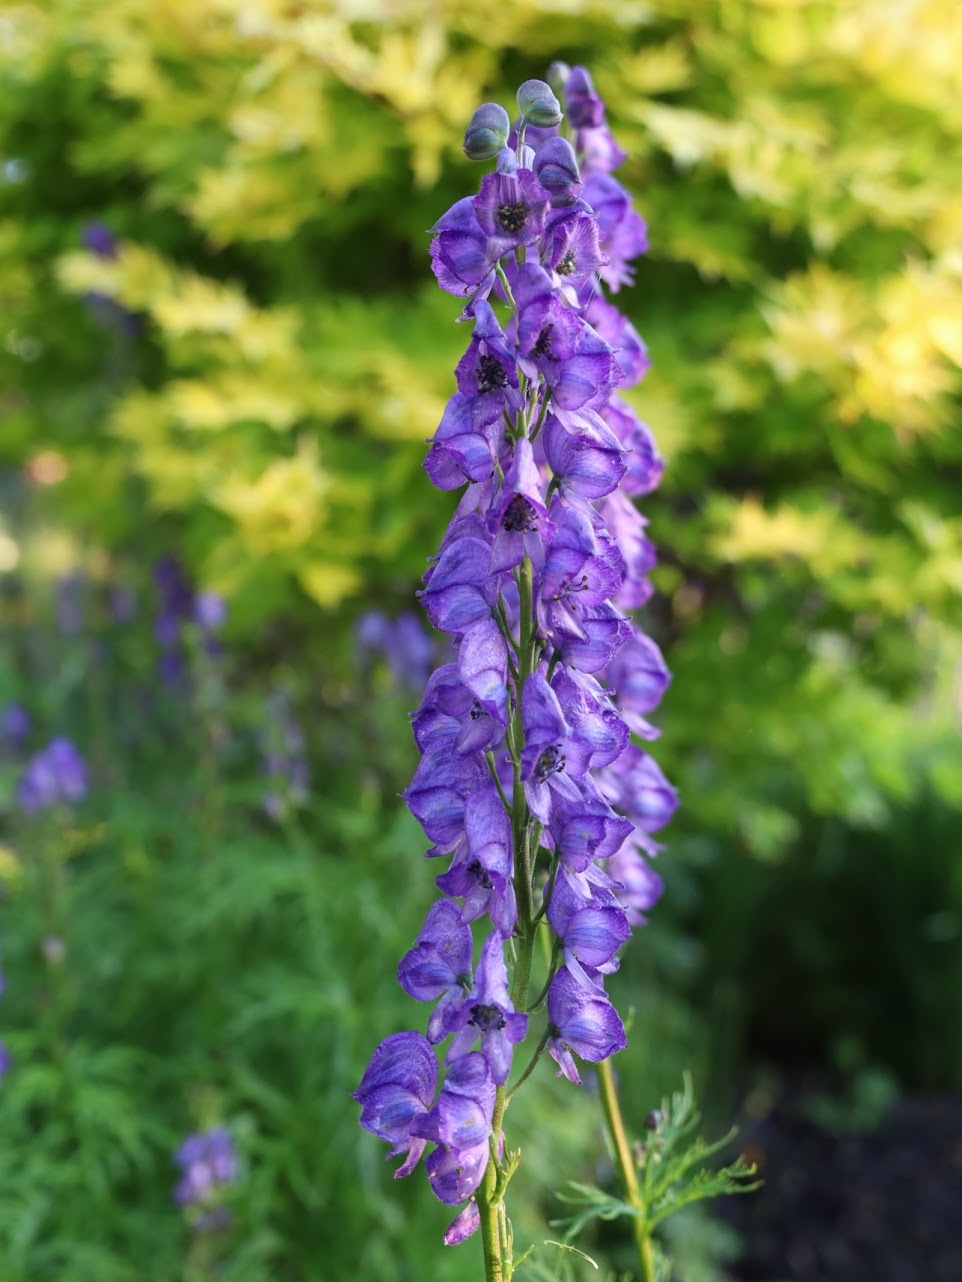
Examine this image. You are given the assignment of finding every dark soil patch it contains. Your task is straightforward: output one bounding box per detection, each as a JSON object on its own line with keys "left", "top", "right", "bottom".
{"left": 724, "top": 1093, "right": 962, "bottom": 1281}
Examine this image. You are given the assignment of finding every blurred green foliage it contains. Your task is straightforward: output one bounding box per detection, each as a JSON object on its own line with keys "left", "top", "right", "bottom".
{"left": 2, "top": 0, "right": 960, "bottom": 849}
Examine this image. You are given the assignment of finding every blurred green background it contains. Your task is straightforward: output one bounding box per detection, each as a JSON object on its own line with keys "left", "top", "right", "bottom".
{"left": 1, "top": 1, "right": 961, "bottom": 1279}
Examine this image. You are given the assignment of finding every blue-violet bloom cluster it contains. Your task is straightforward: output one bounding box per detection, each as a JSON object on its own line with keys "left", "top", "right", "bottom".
{"left": 354, "top": 67, "right": 676, "bottom": 1247}
{"left": 17, "top": 738, "right": 88, "bottom": 814}
{"left": 173, "top": 1126, "right": 238, "bottom": 1229}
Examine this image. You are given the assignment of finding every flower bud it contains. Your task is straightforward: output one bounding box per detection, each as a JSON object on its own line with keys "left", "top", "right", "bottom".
{"left": 463, "top": 102, "right": 511, "bottom": 161}
{"left": 563, "top": 66, "right": 605, "bottom": 129}
{"left": 547, "top": 61, "right": 571, "bottom": 98}
{"left": 533, "top": 137, "right": 582, "bottom": 205}
{"left": 516, "top": 79, "right": 562, "bottom": 129}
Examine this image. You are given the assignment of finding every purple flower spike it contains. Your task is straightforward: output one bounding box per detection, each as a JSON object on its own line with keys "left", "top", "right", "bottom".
{"left": 360, "top": 67, "right": 673, "bottom": 1245}
{"left": 447, "top": 933, "right": 527, "bottom": 1084}
{"left": 546, "top": 967, "right": 628, "bottom": 1085}
{"left": 397, "top": 900, "right": 473, "bottom": 1043}
{"left": 352, "top": 1031, "right": 438, "bottom": 1177}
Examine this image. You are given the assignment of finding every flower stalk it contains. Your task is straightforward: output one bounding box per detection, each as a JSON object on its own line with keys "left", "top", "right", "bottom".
{"left": 353, "top": 64, "right": 676, "bottom": 1270}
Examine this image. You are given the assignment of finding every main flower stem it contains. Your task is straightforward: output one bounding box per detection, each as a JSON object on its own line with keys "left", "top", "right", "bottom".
{"left": 597, "top": 1058, "right": 655, "bottom": 1282}
{"left": 477, "top": 556, "right": 539, "bottom": 1282}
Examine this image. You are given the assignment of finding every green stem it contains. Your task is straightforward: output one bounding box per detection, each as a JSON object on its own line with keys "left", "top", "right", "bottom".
{"left": 476, "top": 555, "right": 539, "bottom": 1282}
{"left": 528, "top": 387, "right": 551, "bottom": 444}
{"left": 597, "top": 1058, "right": 656, "bottom": 1282}
{"left": 486, "top": 751, "right": 511, "bottom": 814}
{"left": 495, "top": 262, "right": 517, "bottom": 312}
{"left": 507, "top": 1031, "right": 549, "bottom": 1101}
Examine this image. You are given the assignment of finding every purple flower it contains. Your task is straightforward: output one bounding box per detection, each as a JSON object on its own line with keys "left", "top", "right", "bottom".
{"left": 82, "top": 221, "right": 118, "bottom": 258}
{"left": 583, "top": 174, "right": 648, "bottom": 292}
{"left": 542, "top": 210, "right": 609, "bottom": 292}
{"left": 195, "top": 590, "right": 227, "bottom": 632}
{"left": 447, "top": 933, "right": 527, "bottom": 1084}
{"left": 546, "top": 966, "right": 627, "bottom": 1085}
{"left": 487, "top": 438, "right": 553, "bottom": 574}
{"left": 543, "top": 410, "right": 627, "bottom": 501}
{"left": 454, "top": 300, "right": 524, "bottom": 428}
{"left": 601, "top": 397, "right": 663, "bottom": 496}
{"left": 436, "top": 784, "right": 517, "bottom": 933}
{"left": 17, "top": 738, "right": 88, "bottom": 813}
{"left": 600, "top": 744, "right": 679, "bottom": 835}
{"left": 0, "top": 704, "right": 30, "bottom": 750}
{"left": 430, "top": 198, "right": 504, "bottom": 300}
{"left": 514, "top": 263, "right": 623, "bottom": 412}
{"left": 562, "top": 67, "right": 606, "bottom": 129}
{"left": 582, "top": 296, "right": 650, "bottom": 387}
{"left": 397, "top": 900, "right": 473, "bottom": 1043}
{"left": 173, "top": 1126, "right": 238, "bottom": 1209}
{"left": 608, "top": 838, "right": 665, "bottom": 925}
{"left": 546, "top": 864, "right": 631, "bottom": 973}
{"left": 412, "top": 1052, "right": 495, "bottom": 1205}
{"left": 352, "top": 1031, "right": 438, "bottom": 1178}
{"left": 473, "top": 159, "right": 550, "bottom": 250}
{"left": 533, "top": 136, "right": 583, "bottom": 206}
{"left": 0, "top": 1038, "right": 10, "bottom": 1080}
{"left": 358, "top": 610, "right": 435, "bottom": 690}
{"left": 604, "top": 632, "right": 671, "bottom": 739}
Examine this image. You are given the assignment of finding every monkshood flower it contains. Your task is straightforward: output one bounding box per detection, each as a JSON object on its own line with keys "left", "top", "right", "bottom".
{"left": 260, "top": 688, "right": 309, "bottom": 821}
{"left": 357, "top": 609, "right": 435, "bottom": 691}
{"left": 356, "top": 68, "right": 675, "bottom": 1266}
{"left": 17, "top": 738, "right": 88, "bottom": 814}
{"left": 173, "top": 1126, "right": 238, "bottom": 1225}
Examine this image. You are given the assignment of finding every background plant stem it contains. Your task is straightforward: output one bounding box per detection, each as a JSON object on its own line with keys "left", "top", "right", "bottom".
{"left": 597, "top": 1057, "right": 655, "bottom": 1282}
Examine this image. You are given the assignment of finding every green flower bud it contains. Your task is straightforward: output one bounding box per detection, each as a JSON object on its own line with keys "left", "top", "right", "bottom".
{"left": 547, "top": 61, "right": 571, "bottom": 98}
{"left": 463, "top": 102, "right": 511, "bottom": 161}
{"left": 516, "top": 79, "right": 562, "bottom": 129}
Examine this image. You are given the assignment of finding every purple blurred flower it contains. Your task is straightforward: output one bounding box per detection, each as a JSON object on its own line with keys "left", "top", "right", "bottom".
{"left": 0, "top": 704, "right": 30, "bottom": 750}
{"left": 261, "top": 689, "right": 309, "bottom": 820}
{"left": 195, "top": 590, "right": 227, "bottom": 633}
{"left": 17, "top": 738, "right": 88, "bottom": 813}
{"left": 173, "top": 1126, "right": 238, "bottom": 1212}
{"left": 81, "top": 221, "right": 118, "bottom": 258}
{"left": 357, "top": 609, "right": 435, "bottom": 691}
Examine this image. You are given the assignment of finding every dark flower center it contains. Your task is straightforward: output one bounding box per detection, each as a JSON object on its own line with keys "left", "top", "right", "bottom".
{"left": 469, "top": 700, "right": 484, "bottom": 720}
{"left": 467, "top": 859, "right": 493, "bottom": 890}
{"left": 477, "top": 353, "right": 508, "bottom": 394}
{"left": 557, "top": 250, "right": 576, "bottom": 275}
{"left": 533, "top": 324, "right": 557, "bottom": 360}
{"left": 534, "top": 743, "right": 566, "bottom": 781}
{"left": 502, "top": 494, "right": 537, "bottom": 534}
{"left": 497, "top": 202, "right": 528, "bottom": 233}
{"left": 470, "top": 1002, "right": 506, "bottom": 1032}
